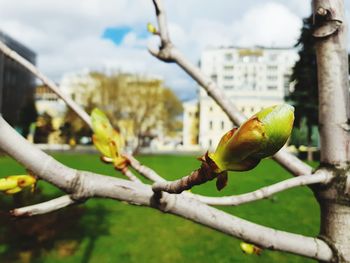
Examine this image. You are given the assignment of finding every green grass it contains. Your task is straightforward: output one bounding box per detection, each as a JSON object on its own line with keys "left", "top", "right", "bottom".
{"left": 0, "top": 154, "right": 318, "bottom": 263}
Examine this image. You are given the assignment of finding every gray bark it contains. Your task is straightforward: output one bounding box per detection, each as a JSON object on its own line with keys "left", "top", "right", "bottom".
{"left": 313, "top": 0, "right": 350, "bottom": 261}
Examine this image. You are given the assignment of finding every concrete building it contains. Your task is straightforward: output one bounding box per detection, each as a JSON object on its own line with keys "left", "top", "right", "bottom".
{"left": 35, "top": 84, "right": 66, "bottom": 130}
{"left": 182, "top": 99, "right": 199, "bottom": 149}
{"left": 198, "top": 46, "right": 298, "bottom": 150}
{"left": 0, "top": 30, "right": 36, "bottom": 132}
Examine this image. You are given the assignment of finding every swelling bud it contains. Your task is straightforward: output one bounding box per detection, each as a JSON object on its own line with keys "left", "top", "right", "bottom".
{"left": 91, "top": 108, "right": 129, "bottom": 171}
{"left": 209, "top": 104, "right": 294, "bottom": 173}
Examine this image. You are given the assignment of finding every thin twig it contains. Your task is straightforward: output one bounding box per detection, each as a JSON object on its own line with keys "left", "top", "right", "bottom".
{"left": 11, "top": 195, "right": 77, "bottom": 216}
{"left": 122, "top": 168, "right": 142, "bottom": 183}
{"left": 193, "top": 172, "right": 332, "bottom": 206}
{"left": 125, "top": 154, "right": 166, "bottom": 182}
{"left": 127, "top": 154, "right": 329, "bottom": 207}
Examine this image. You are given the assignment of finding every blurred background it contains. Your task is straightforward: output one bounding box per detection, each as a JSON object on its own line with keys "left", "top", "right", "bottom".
{"left": 0, "top": 0, "right": 350, "bottom": 262}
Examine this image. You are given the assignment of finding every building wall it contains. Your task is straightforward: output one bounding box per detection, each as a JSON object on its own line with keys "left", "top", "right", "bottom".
{"left": 35, "top": 85, "right": 66, "bottom": 130}
{"left": 0, "top": 31, "right": 36, "bottom": 130}
{"left": 182, "top": 100, "right": 199, "bottom": 147}
{"left": 199, "top": 47, "right": 298, "bottom": 150}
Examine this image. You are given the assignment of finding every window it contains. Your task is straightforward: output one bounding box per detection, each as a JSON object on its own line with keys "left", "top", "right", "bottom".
{"left": 267, "top": 86, "right": 278, "bottom": 90}
{"left": 209, "top": 121, "right": 213, "bottom": 130}
{"left": 221, "top": 121, "right": 225, "bottom": 130}
{"left": 209, "top": 106, "right": 213, "bottom": 112}
{"left": 267, "top": 65, "right": 278, "bottom": 71}
{"left": 224, "top": 85, "right": 234, "bottom": 90}
{"left": 224, "top": 65, "right": 234, "bottom": 70}
{"left": 211, "top": 74, "right": 217, "bottom": 82}
{"left": 209, "top": 139, "right": 212, "bottom": 147}
{"left": 225, "top": 53, "right": 233, "bottom": 61}
{"left": 267, "top": 75, "right": 278, "bottom": 81}
{"left": 223, "top": 75, "right": 234, "bottom": 80}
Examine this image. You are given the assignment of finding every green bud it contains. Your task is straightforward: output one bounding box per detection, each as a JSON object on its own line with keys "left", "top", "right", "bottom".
{"left": 0, "top": 175, "right": 37, "bottom": 195}
{"left": 91, "top": 108, "right": 129, "bottom": 171}
{"left": 240, "top": 242, "right": 262, "bottom": 255}
{"left": 147, "top": 22, "right": 158, "bottom": 34}
{"left": 209, "top": 104, "right": 294, "bottom": 173}
{"left": 0, "top": 178, "right": 18, "bottom": 191}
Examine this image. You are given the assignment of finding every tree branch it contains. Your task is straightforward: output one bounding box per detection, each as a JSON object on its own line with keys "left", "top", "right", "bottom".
{"left": 127, "top": 154, "right": 329, "bottom": 207}
{"left": 149, "top": 0, "right": 312, "bottom": 177}
{"left": 0, "top": 40, "right": 92, "bottom": 128}
{"left": 0, "top": 116, "right": 333, "bottom": 261}
{"left": 152, "top": 0, "right": 171, "bottom": 47}
{"left": 122, "top": 168, "right": 142, "bottom": 183}
{"left": 11, "top": 195, "right": 77, "bottom": 216}
{"left": 193, "top": 172, "right": 332, "bottom": 206}
{"left": 126, "top": 154, "right": 166, "bottom": 182}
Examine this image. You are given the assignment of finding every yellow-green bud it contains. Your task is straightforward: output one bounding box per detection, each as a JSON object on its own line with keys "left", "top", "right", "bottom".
{"left": 240, "top": 242, "right": 262, "bottom": 255}
{"left": 208, "top": 104, "right": 294, "bottom": 173}
{"left": 91, "top": 108, "right": 129, "bottom": 171}
{"left": 147, "top": 22, "right": 158, "bottom": 34}
{"left": 0, "top": 178, "right": 18, "bottom": 191}
{"left": 0, "top": 175, "right": 37, "bottom": 195}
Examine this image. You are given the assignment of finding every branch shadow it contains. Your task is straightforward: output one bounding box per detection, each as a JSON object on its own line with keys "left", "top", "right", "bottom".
{"left": 0, "top": 187, "right": 111, "bottom": 263}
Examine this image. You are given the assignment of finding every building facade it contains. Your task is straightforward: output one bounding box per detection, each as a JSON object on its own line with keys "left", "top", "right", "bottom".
{"left": 35, "top": 85, "right": 66, "bottom": 129}
{"left": 199, "top": 46, "right": 298, "bottom": 150}
{"left": 0, "top": 30, "right": 37, "bottom": 134}
{"left": 182, "top": 99, "right": 199, "bottom": 148}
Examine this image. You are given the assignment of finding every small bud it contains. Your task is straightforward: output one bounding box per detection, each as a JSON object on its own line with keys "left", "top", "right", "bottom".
{"left": 5, "top": 186, "right": 22, "bottom": 195}
{"left": 0, "top": 178, "right": 18, "bottom": 191}
{"left": 147, "top": 22, "right": 158, "bottom": 35}
{"left": 0, "top": 175, "right": 37, "bottom": 195}
{"left": 240, "top": 242, "right": 262, "bottom": 255}
{"left": 91, "top": 108, "right": 129, "bottom": 171}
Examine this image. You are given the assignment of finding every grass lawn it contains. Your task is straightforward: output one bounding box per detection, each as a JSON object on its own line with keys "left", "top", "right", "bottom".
{"left": 0, "top": 154, "right": 318, "bottom": 263}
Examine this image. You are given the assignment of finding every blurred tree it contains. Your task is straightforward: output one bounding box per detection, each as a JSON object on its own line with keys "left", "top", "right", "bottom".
{"left": 65, "top": 72, "right": 183, "bottom": 151}
{"left": 18, "top": 97, "right": 38, "bottom": 138}
{"left": 287, "top": 15, "right": 350, "bottom": 160}
{"left": 33, "top": 112, "right": 53, "bottom": 143}
{"left": 286, "top": 15, "right": 318, "bottom": 161}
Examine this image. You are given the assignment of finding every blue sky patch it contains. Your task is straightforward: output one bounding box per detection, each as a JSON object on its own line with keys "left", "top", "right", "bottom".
{"left": 102, "top": 26, "right": 148, "bottom": 45}
{"left": 102, "top": 26, "right": 131, "bottom": 45}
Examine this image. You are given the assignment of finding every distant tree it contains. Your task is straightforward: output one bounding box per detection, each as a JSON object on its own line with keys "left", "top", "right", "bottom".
{"left": 286, "top": 15, "right": 318, "bottom": 157}
{"left": 287, "top": 15, "right": 350, "bottom": 160}
{"left": 34, "top": 112, "right": 53, "bottom": 143}
{"left": 18, "top": 97, "right": 38, "bottom": 137}
{"left": 65, "top": 72, "right": 183, "bottom": 151}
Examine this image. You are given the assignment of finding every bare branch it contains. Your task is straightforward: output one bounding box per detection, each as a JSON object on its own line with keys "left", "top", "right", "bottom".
{"left": 194, "top": 172, "right": 332, "bottom": 206}
{"left": 152, "top": 0, "right": 171, "bottom": 46}
{"left": 122, "top": 168, "right": 142, "bottom": 183}
{"left": 0, "top": 117, "right": 333, "bottom": 261}
{"left": 126, "top": 154, "right": 166, "bottom": 182}
{"left": 152, "top": 159, "right": 217, "bottom": 194}
{"left": 11, "top": 195, "right": 77, "bottom": 216}
{"left": 149, "top": 0, "right": 312, "bottom": 177}
{"left": 0, "top": 40, "right": 92, "bottom": 128}
{"left": 128, "top": 154, "right": 325, "bottom": 207}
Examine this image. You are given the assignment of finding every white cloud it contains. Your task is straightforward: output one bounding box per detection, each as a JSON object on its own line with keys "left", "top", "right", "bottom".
{"left": 231, "top": 2, "right": 302, "bottom": 47}
{"left": 1, "top": 0, "right": 346, "bottom": 100}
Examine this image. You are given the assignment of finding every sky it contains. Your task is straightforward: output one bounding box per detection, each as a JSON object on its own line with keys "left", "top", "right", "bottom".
{"left": 0, "top": 0, "right": 349, "bottom": 101}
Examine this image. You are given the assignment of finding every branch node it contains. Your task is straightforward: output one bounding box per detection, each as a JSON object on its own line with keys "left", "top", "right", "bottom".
{"left": 69, "top": 171, "right": 92, "bottom": 201}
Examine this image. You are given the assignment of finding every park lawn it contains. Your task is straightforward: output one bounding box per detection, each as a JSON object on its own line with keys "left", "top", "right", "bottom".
{"left": 0, "top": 154, "right": 319, "bottom": 263}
